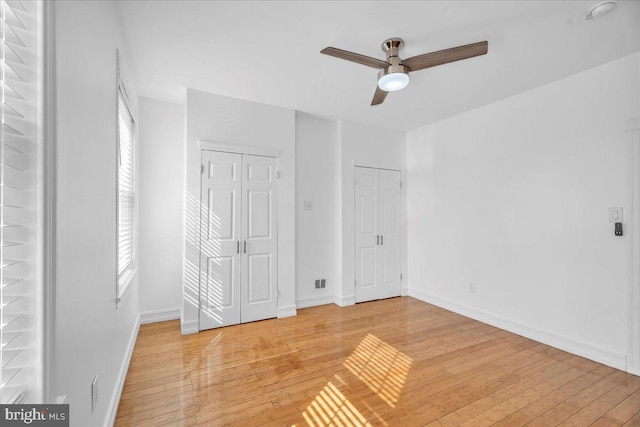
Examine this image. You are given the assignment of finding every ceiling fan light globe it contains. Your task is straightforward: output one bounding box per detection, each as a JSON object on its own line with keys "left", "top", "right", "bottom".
{"left": 378, "top": 72, "right": 409, "bottom": 92}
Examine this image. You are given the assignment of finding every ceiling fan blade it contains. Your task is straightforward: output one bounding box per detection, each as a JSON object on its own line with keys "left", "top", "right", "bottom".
{"left": 403, "top": 41, "right": 488, "bottom": 72}
{"left": 371, "top": 86, "right": 388, "bottom": 106}
{"left": 321, "top": 47, "right": 390, "bottom": 69}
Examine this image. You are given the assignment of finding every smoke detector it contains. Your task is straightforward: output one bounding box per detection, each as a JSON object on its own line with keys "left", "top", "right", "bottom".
{"left": 586, "top": 1, "right": 616, "bottom": 20}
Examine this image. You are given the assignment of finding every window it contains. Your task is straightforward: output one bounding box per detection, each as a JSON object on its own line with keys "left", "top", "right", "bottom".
{"left": 116, "top": 56, "right": 136, "bottom": 297}
{"left": 0, "top": 0, "right": 41, "bottom": 403}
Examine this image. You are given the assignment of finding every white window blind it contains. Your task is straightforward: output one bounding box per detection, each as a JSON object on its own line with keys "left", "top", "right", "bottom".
{"left": 1, "top": 0, "right": 39, "bottom": 404}
{"left": 117, "top": 77, "right": 135, "bottom": 288}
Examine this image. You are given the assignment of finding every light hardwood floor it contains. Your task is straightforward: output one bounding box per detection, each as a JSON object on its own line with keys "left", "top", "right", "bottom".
{"left": 115, "top": 297, "right": 640, "bottom": 426}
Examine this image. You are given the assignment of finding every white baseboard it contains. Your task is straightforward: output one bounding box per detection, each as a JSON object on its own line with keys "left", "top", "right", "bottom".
{"left": 334, "top": 294, "right": 355, "bottom": 307}
{"left": 181, "top": 319, "right": 198, "bottom": 335}
{"left": 408, "top": 289, "right": 627, "bottom": 372}
{"left": 140, "top": 308, "right": 181, "bottom": 325}
{"left": 278, "top": 305, "right": 297, "bottom": 318}
{"left": 105, "top": 313, "right": 140, "bottom": 427}
{"left": 296, "top": 295, "right": 335, "bottom": 309}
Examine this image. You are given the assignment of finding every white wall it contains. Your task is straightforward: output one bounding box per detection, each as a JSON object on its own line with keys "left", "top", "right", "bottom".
{"left": 183, "top": 89, "right": 296, "bottom": 332}
{"left": 54, "top": 1, "right": 140, "bottom": 425}
{"left": 338, "top": 121, "right": 407, "bottom": 305}
{"left": 295, "top": 113, "right": 340, "bottom": 308}
{"left": 407, "top": 52, "right": 640, "bottom": 371}
{"left": 138, "top": 98, "right": 185, "bottom": 317}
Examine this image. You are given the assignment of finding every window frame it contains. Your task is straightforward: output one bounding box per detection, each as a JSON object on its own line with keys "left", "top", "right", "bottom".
{"left": 116, "top": 51, "right": 137, "bottom": 304}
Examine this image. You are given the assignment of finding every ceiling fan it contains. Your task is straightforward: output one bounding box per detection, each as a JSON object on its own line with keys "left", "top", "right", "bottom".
{"left": 321, "top": 38, "right": 488, "bottom": 106}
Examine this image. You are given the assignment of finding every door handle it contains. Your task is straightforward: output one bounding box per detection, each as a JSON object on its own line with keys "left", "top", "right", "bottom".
{"left": 237, "top": 241, "right": 240, "bottom": 254}
{"left": 377, "top": 235, "right": 380, "bottom": 245}
{"left": 381, "top": 235, "right": 384, "bottom": 245}
{"left": 244, "top": 240, "right": 247, "bottom": 254}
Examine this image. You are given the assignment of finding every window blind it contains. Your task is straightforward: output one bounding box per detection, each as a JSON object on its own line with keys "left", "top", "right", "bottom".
{"left": 117, "top": 86, "right": 135, "bottom": 281}
{"left": 0, "top": 0, "right": 39, "bottom": 404}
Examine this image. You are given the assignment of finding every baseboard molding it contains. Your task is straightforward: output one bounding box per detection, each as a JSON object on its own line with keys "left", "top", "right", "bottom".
{"left": 181, "top": 319, "right": 199, "bottom": 335}
{"left": 334, "top": 295, "right": 355, "bottom": 307}
{"left": 408, "top": 289, "right": 627, "bottom": 371}
{"left": 296, "top": 295, "right": 335, "bottom": 309}
{"left": 105, "top": 313, "right": 140, "bottom": 427}
{"left": 140, "top": 307, "right": 181, "bottom": 325}
{"left": 278, "top": 304, "right": 297, "bottom": 318}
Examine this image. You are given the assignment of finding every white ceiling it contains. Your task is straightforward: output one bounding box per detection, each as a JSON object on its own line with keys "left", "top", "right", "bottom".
{"left": 116, "top": 1, "right": 640, "bottom": 132}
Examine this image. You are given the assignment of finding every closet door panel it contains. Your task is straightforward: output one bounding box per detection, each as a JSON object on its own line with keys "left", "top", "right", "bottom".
{"left": 355, "top": 167, "right": 380, "bottom": 303}
{"left": 241, "top": 155, "right": 278, "bottom": 323}
{"left": 378, "top": 169, "right": 402, "bottom": 297}
{"left": 199, "top": 151, "right": 242, "bottom": 330}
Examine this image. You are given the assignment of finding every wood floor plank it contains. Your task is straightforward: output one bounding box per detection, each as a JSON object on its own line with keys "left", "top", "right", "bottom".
{"left": 591, "top": 389, "right": 640, "bottom": 426}
{"left": 558, "top": 374, "right": 640, "bottom": 426}
{"left": 115, "top": 297, "right": 639, "bottom": 426}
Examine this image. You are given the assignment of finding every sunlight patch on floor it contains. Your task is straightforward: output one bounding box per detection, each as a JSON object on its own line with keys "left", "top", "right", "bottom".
{"left": 343, "top": 334, "right": 412, "bottom": 408}
{"left": 297, "top": 334, "right": 412, "bottom": 426}
{"left": 301, "top": 381, "right": 372, "bottom": 427}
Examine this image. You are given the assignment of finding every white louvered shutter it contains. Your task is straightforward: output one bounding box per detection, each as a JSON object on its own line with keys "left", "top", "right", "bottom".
{"left": 117, "top": 85, "right": 135, "bottom": 282}
{"left": 0, "top": 0, "right": 39, "bottom": 404}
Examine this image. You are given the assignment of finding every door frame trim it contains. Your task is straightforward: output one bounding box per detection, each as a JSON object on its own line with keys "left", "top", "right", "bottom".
{"left": 354, "top": 162, "right": 401, "bottom": 172}
{"left": 199, "top": 140, "right": 280, "bottom": 158}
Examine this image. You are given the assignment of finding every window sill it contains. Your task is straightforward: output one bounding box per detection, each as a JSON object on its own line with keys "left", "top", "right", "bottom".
{"left": 117, "top": 267, "right": 137, "bottom": 309}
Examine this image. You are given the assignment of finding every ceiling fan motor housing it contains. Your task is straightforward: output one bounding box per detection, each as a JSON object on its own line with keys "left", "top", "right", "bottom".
{"left": 378, "top": 38, "right": 410, "bottom": 90}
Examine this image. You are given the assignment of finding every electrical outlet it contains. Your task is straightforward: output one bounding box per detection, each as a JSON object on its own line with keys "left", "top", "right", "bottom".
{"left": 469, "top": 283, "right": 476, "bottom": 293}
{"left": 626, "top": 116, "right": 639, "bottom": 131}
{"left": 315, "top": 279, "right": 326, "bottom": 289}
{"left": 304, "top": 201, "right": 313, "bottom": 210}
{"left": 91, "top": 375, "right": 98, "bottom": 412}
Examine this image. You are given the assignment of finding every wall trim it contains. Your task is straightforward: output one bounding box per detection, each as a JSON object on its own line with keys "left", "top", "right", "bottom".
{"left": 181, "top": 320, "right": 199, "bottom": 335}
{"left": 140, "top": 308, "right": 181, "bottom": 325}
{"left": 408, "top": 289, "right": 628, "bottom": 372}
{"left": 278, "top": 305, "right": 297, "bottom": 318}
{"left": 198, "top": 140, "right": 281, "bottom": 158}
{"left": 105, "top": 313, "right": 140, "bottom": 427}
{"left": 334, "top": 295, "right": 355, "bottom": 307}
{"left": 296, "top": 295, "right": 334, "bottom": 309}
{"left": 629, "top": 125, "right": 640, "bottom": 374}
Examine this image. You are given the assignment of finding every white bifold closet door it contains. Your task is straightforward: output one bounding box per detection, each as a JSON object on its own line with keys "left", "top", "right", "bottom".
{"left": 199, "top": 151, "right": 278, "bottom": 330}
{"left": 355, "top": 167, "right": 402, "bottom": 303}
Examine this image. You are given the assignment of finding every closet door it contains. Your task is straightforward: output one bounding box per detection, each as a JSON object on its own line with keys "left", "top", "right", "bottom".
{"left": 199, "top": 151, "right": 242, "bottom": 330}
{"left": 241, "top": 155, "right": 278, "bottom": 323}
{"left": 355, "top": 167, "right": 402, "bottom": 303}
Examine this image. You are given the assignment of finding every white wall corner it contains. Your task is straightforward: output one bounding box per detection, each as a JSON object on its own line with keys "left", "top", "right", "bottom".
{"left": 401, "top": 287, "right": 409, "bottom": 296}
{"left": 181, "top": 320, "right": 199, "bottom": 335}
{"left": 334, "top": 294, "right": 355, "bottom": 307}
{"left": 140, "top": 308, "right": 181, "bottom": 325}
{"left": 296, "top": 295, "right": 335, "bottom": 309}
{"left": 105, "top": 314, "right": 140, "bottom": 427}
{"left": 408, "top": 289, "right": 628, "bottom": 372}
